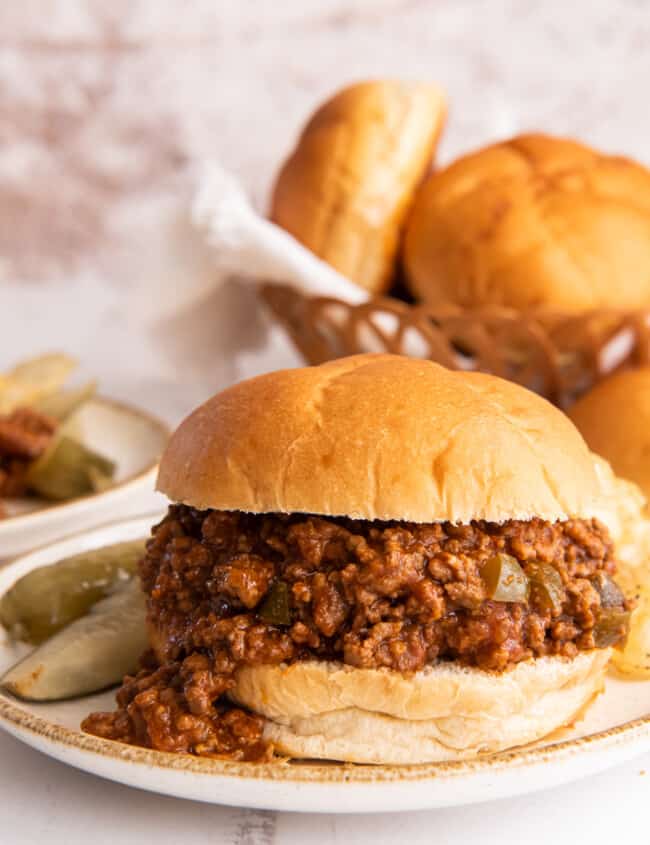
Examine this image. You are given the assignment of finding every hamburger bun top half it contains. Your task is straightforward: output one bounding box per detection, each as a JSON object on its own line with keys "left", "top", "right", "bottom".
{"left": 158, "top": 354, "right": 601, "bottom": 524}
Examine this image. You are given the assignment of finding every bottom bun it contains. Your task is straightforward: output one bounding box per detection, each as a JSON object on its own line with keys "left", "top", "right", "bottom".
{"left": 230, "top": 652, "right": 611, "bottom": 764}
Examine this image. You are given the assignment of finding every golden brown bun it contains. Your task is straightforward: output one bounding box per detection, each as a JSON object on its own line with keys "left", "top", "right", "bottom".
{"left": 569, "top": 368, "right": 650, "bottom": 500}
{"left": 229, "top": 653, "right": 610, "bottom": 763}
{"left": 157, "top": 353, "right": 602, "bottom": 523}
{"left": 403, "top": 133, "right": 650, "bottom": 310}
{"left": 270, "top": 80, "right": 446, "bottom": 295}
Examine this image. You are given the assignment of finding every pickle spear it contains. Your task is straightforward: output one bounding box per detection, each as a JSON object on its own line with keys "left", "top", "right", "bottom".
{"left": 0, "top": 539, "right": 146, "bottom": 644}
{"left": 1, "top": 579, "right": 147, "bottom": 701}
{"left": 26, "top": 435, "right": 116, "bottom": 501}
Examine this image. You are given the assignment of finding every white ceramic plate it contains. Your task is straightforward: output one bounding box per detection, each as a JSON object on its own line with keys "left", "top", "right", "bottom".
{"left": 0, "top": 516, "right": 650, "bottom": 814}
{"left": 0, "top": 397, "right": 168, "bottom": 557}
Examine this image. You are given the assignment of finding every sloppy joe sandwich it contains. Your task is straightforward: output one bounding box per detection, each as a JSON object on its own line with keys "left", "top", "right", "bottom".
{"left": 83, "top": 354, "right": 630, "bottom": 764}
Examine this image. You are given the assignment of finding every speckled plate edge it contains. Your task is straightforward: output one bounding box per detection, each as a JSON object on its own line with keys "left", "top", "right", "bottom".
{"left": 1, "top": 516, "right": 650, "bottom": 812}
{"left": 1, "top": 689, "right": 650, "bottom": 784}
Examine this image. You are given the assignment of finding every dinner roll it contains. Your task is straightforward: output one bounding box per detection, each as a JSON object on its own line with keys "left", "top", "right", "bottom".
{"left": 569, "top": 367, "right": 650, "bottom": 500}
{"left": 270, "top": 80, "right": 446, "bottom": 295}
{"left": 404, "top": 133, "right": 650, "bottom": 310}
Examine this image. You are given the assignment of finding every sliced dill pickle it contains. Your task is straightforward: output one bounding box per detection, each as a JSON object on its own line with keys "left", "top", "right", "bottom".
{"left": 33, "top": 381, "right": 97, "bottom": 421}
{"left": 527, "top": 562, "right": 565, "bottom": 615}
{"left": 86, "top": 463, "right": 114, "bottom": 492}
{"left": 7, "top": 353, "right": 76, "bottom": 392}
{"left": 26, "top": 435, "right": 115, "bottom": 501}
{"left": 258, "top": 581, "right": 291, "bottom": 625}
{"left": 593, "top": 607, "right": 631, "bottom": 648}
{"left": 1, "top": 579, "right": 147, "bottom": 701}
{"left": 480, "top": 553, "right": 529, "bottom": 602}
{"left": 0, "top": 539, "right": 146, "bottom": 644}
{"left": 591, "top": 572, "right": 625, "bottom": 609}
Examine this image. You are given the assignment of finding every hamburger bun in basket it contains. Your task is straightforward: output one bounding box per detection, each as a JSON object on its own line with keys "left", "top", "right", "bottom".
{"left": 403, "top": 133, "right": 650, "bottom": 311}
{"left": 270, "top": 80, "right": 446, "bottom": 296}
{"left": 569, "top": 367, "right": 650, "bottom": 502}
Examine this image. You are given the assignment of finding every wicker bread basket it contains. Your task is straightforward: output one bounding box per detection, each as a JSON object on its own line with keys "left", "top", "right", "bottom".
{"left": 260, "top": 283, "right": 650, "bottom": 409}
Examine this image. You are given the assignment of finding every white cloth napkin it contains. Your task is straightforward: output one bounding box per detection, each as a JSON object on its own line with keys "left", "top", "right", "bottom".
{"left": 191, "top": 162, "right": 369, "bottom": 305}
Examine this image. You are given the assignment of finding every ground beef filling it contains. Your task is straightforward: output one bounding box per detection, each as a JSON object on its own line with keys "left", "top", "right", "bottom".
{"left": 82, "top": 507, "right": 629, "bottom": 760}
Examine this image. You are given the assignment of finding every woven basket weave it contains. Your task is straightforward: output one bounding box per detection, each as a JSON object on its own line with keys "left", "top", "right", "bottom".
{"left": 260, "top": 283, "right": 650, "bottom": 408}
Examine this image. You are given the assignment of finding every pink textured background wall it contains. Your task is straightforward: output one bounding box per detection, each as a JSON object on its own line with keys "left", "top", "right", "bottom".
{"left": 1, "top": 0, "right": 649, "bottom": 405}
{"left": 2, "top": 0, "right": 649, "bottom": 281}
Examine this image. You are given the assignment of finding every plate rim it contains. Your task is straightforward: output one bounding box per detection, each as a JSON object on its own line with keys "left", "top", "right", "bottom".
{"left": 0, "top": 395, "right": 169, "bottom": 530}
{"left": 0, "top": 515, "right": 649, "bottom": 786}
{"left": 1, "top": 689, "right": 650, "bottom": 785}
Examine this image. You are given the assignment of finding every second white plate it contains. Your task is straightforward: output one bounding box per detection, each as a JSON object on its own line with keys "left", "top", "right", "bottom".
{"left": 0, "top": 397, "right": 168, "bottom": 557}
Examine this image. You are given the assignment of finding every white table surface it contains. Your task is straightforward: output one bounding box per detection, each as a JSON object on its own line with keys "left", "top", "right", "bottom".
{"left": 0, "top": 726, "right": 647, "bottom": 844}
{"left": 3, "top": 0, "right": 650, "bottom": 840}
